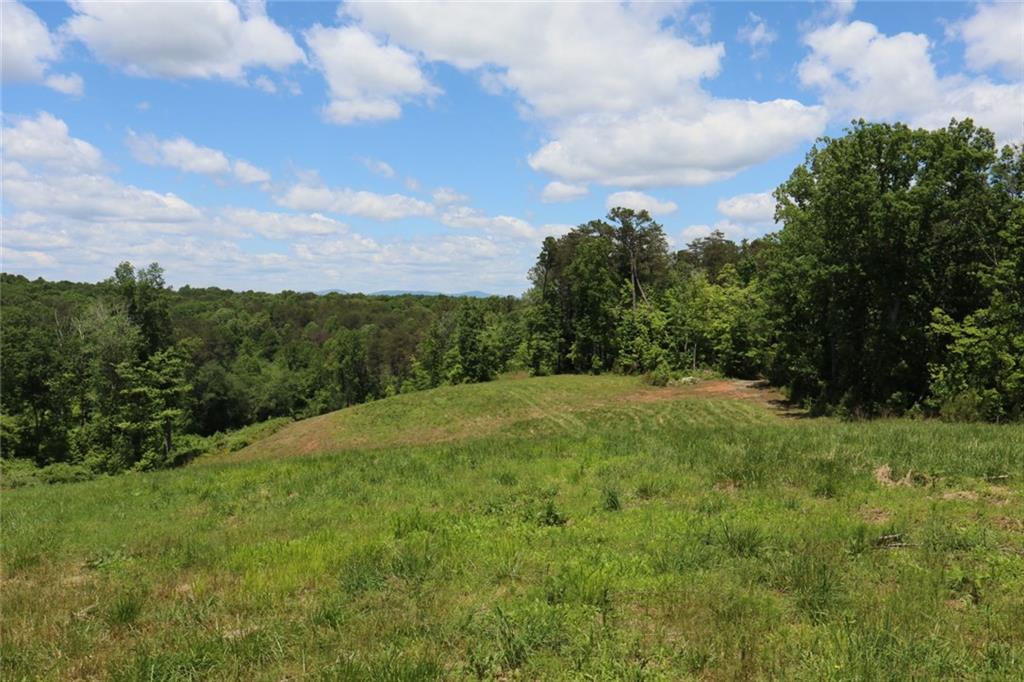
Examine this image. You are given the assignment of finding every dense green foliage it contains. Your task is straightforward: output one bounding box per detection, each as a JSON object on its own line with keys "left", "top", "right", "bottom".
{"left": 3, "top": 375, "right": 1022, "bottom": 679}
{"left": 767, "top": 120, "right": 1023, "bottom": 418}
{"left": 1, "top": 272, "right": 520, "bottom": 472}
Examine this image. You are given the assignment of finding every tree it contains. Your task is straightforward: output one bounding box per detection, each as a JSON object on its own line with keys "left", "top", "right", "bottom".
{"left": 565, "top": 237, "right": 620, "bottom": 371}
{"left": 766, "top": 119, "right": 1017, "bottom": 412}
{"left": 107, "top": 262, "right": 172, "bottom": 357}
{"left": 602, "top": 208, "right": 670, "bottom": 309}
{"left": 677, "top": 230, "right": 742, "bottom": 282}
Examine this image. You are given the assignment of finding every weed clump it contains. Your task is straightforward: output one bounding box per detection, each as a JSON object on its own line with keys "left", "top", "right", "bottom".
{"left": 601, "top": 488, "right": 621, "bottom": 511}
{"left": 538, "top": 500, "right": 568, "bottom": 527}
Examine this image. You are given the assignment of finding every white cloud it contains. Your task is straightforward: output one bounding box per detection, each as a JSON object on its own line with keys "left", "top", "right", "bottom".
{"left": 716, "top": 192, "right": 776, "bottom": 223}
{"left": 251, "top": 74, "right": 277, "bottom": 93}
{"left": 679, "top": 220, "right": 766, "bottom": 245}
{"left": 3, "top": 113, "right": 201, "bottom": 225}
{"left": 606, "top": 191, "right": 678, "bottom": 216}
{"left": 1, "top": 2, "right": 83, "bottom": 95}
{"left": 689, "top": 11, "right": 712, "bottom": 40}
{"left": 2, "top": 246, "right": 58, "bottom": 268}
{"left": 954, "top": 2, "right": 1024, "bottom": 77}
{"left": 799, "top": 19, "right": 1023, "bottom": 143}
{"left": 439, "top": 206, "right": 572, "bottom": 242}
{"left": 432, "top": 187, "right": 468, "bottom": 205}
{"left": 126, "top": 131, "right": 271, "bottom": 183}
{"left": 304, "top": 24, "right": 440, "bottom": 124}
{"left": 529, "top": 98, "right": 828, "bottom": 187}
{"left": 344, "top": 2, "right": 826, "bottom": 187}
{"left": 5, "top": 171, "right": 202, "bottom": 224}
{"left": 541, "top": 181, "right": 588, "bottom": 203}
{"left": 1, "top": 1, "right": 59, "bottom": 81}
{"left": 2, "top": 112, "right": 104, "bottom": 173}
{"left": 359, "top": 157, "right": 396, "bottom": 178}
{"left": 346, "top": 3, "right": 721, "bottom": 120}
{"left": 64, "top": 0, "right": 304, "bottom": 80}
{"left": 218, "top": 208, "right": 347, "bottom": 239}
{"left": 127, "top": 131, "right": 230, "bottom": 174}
{"left": 738, "top": 13, "right": 777, "bottom": 58}
{"left": 275, "top": 181, "right": 436, "bottom": 220}
{"left": 232, "top": 160, "right": 271, "bottom": 184}
{"left": 43, "top": 73, "right": 85, "bottom": 96}
{"left": 441, "top": 206, "right": 534, "bottom": 238}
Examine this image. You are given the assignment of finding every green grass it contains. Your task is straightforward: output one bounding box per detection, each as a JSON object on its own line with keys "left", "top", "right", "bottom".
{"left": 2, "top": 375, "right": 1023, "bottom": 680}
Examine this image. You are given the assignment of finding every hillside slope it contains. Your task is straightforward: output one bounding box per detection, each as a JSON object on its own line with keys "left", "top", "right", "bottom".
{"left": 206, "top": 374, "right": 782, "bottom": 464}
{"left": 3, "top": 376, "right": 1023, "bottom": 680}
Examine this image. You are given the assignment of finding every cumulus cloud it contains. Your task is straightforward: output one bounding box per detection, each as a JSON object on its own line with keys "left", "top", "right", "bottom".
{"left": 232, "top": 160, "right": 271, "bottom": 184}
{"left": 126, "top": 131, "right": 270, "bottom": 184}
{"left": 275, "top": 181, "right": 435, "bottom": 221}
{"left": 606, "top": 191, "right": 678, "bottom": 216}
{"left": 738, "top": 13, "right": 777, "bottom": 58}
{"left": 441, "top": 206, "right": 534, "bottom": 238}
{"left": 304, "top": 24, "right": 440, "bottom": 124}
{"left": 218, "top": 208, "right": 347, "bottom": 239}
{"left": 953, "top": 2, "right": 1024, "bottom": 77}
{"left": 1, "top": 2, "right": 83, "bottom": 94}
{"left": 528, "top": 98, "right": 827, "bottom": 187}
{"left": 64, "top": 0, "right": 304, "bottom": 80}
{"left": 680, "top": 190, "right": 779, "bottom": 246}
{"left": 439, "top": 206, "right": 572, "bottom": 242}
{"left": 2, "top": 112, "right": 104, "bottom": 173}
{"left": 1, "top": 2, "right": 59, "bottom": 81}
{"left": 44, "top": 73, "right": 85, "bottom": 96}
{"left": 359, "top": 157, "right": 396, "bottom": 178}
{"left": 541, "top": 181, "right": 588, "bottom": 203}
{"left": 799, "top": 18, "right": 1023, "bottom": 143}
{"left": 716, "top": 192, "right": 776, "bottom": 223}
{"left": 127, "top": 132, "right": 229, "bottom": 174}
{"left": 343, "top": 2, "right": 826, "bottom": 187}
{"left": 432, "top": 187, "right": 469, "bottom": 205}
{"left": 679, "top": 220, "right": 768, "bottom": 246}
{"left": 251, "top": 75, "right": 277, "bottom": 93}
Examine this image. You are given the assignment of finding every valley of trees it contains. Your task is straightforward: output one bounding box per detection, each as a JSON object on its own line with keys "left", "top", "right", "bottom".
{"left": 2, "top": 120, "right": 1021, "bottom": 476}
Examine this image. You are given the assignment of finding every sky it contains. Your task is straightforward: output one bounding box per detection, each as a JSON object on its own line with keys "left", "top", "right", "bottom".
{"left": 2, "top": 1, "right": 1022, "bottom": 295}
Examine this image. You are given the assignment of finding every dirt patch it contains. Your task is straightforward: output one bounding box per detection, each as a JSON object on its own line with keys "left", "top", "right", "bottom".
{"left": 984, "top": 485, "right": 1015, "bottom": 507}
{"left": 713, "top": 480, "right": 740, "bottom": 495}
{"left": 874, "top": 464, "right": 912, "bottom": 488}
{"left": 940, "top": 490, "right": 979, "bottom": 501}
{"left": 859, "top": 507, "right": 892, "bottom": 524}
{"left": 993, "top": 516, "right": 1024, "bottom": 532}
{"left": 618, "top": 379, "right": 802, "bottom": 414}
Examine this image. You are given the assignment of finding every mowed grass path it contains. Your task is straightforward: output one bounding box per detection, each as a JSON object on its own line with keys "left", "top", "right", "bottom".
{"left": 2, "top": 376, "right": 1023, "bottom": 680}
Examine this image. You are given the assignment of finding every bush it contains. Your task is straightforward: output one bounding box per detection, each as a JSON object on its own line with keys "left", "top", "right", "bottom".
{"left": 0, "top": 457, "right": 42, "bottom": 488}
{"left": 38, "top": 462, "right": 95, "bottom": 485}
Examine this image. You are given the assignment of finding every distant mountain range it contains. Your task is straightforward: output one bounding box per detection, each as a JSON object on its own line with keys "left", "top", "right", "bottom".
{"left": 314, "top": 288, "right": 494, "bottom": 298}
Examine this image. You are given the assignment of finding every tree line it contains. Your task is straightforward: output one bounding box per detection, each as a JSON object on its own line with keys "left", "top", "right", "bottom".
{"left": 1, "top": 269, "right": 520, "bottom": 473}
{"left": 2, "top": 119, "right": 1020, "bottom": 476}
{"left": 522, "top": 120, "right": 1021, "bottom": 421}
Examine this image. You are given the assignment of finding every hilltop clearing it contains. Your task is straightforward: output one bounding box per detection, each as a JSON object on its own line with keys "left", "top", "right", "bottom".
{"left": 206, "top": 375, "right": 788, "bottom": 464}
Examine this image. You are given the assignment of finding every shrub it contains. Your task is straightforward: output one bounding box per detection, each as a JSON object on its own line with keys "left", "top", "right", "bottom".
{"left": 38, "top": 462, "right": 95, "bottom": 485}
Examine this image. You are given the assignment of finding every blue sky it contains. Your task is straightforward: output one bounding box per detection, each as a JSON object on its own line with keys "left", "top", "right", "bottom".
{"left": 2, "top": 1, "right": 1021, "bottom": 294}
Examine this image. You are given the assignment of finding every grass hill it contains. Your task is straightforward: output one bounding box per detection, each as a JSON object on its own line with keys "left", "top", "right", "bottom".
{"left": 3, "top": 375, "right": 1023, "bottom": 679}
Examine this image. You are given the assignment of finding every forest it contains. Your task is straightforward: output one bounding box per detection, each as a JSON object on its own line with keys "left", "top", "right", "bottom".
{"left": 2, "top": 119, "right": 1022, "bottom": 477}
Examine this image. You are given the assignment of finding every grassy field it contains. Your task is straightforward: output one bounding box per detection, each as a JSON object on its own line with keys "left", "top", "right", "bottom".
{"left": 2, "top": 375, "right": 1023, "bottom": 680}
